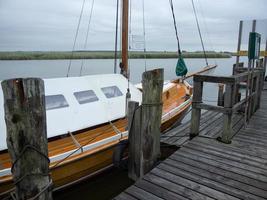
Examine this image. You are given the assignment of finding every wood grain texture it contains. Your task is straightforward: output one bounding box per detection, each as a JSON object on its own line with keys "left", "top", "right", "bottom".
{"left": 1, "top": 78, "right": 52, "bottom": 200}
{"left": 140, "top": 69, "right": 163, "bottom": 176}
{"left": 115, "top": 83, "right": 267, "bottom": 200}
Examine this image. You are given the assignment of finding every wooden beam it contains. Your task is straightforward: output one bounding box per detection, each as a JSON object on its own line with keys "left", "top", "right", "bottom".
{"left": 193, "top": 75, "right": 236, "bottom": 84}
{"left": 1, "top": 78, "right": 52, "bottom": 200}
{"left": 221, "top": 84, "right": 234, "bottom": 143}
{"left": 128, "top": 101, "right": 141, "bottom": 181}
{"left": 190, "top": 81, "right": 203, "bottom": 138}
{"left": 194, "top": 103, "right": 231, "bottom": 114}
{"left": 217, "top": 84, "right": 224, "bottom": 106}
{"left": 121, "top": 0, "right": 129, "bottom": 78}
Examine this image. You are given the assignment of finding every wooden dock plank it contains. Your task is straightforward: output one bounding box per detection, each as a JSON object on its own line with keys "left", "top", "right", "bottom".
{"left": 168, "top": 154, "right": 267, "bottom": 192}
{"left": 188, "top": 140, "right": 267, "bottom": 168}
{"left": 125, "top": 186, "right": 164, "bottom": 200}
{"left": 144, "top": 173, "right": 215, "bottom": 200}
{"left": 191, "top": 137, "right": 267, "bottom": 161}
{"left": 173, "top": 149, "right": 267, "bottom": 183}
{"left": 158, "top": 161, "right": 267, "bottom": 199}
{"left": 151, "top": 167, "right": 239, "bottom": 200}
{"left": 135, "top": 180, "right": 189, "bottom": 200}
{"left": 114, "top": 192, "right": 138, "bottom": 200}
{"left": 180, "top": 146, "right": 267, "bottom": 177}
{"left": 115, "top": 84, "right": 267, "bottom": 200}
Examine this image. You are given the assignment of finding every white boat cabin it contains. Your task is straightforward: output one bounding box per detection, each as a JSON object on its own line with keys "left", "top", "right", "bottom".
{"left": 0, "top": 74, "right": 142, "bottom": 151}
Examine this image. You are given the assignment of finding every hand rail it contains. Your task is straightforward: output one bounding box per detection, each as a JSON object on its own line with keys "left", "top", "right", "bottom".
{"left": 190, "top": 66, "right": 265, "bottom": 143}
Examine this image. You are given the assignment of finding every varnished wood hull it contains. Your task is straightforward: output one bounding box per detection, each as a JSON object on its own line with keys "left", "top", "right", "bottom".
{"left": 0, "top": 143, "right": 119, "bottom": 196}
{"left": 0, "top": 81, "right": 192, "bottom": 197}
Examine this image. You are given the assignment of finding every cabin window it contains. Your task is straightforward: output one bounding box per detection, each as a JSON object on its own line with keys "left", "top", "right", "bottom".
{"left": 74, "top": 90, "right": 99, "bottom": 104}
{"left": 45, "top": 95, "right": 69, "bottom": 110}
{"left": 101, "top": 86, "right": 123, "bottom": 99}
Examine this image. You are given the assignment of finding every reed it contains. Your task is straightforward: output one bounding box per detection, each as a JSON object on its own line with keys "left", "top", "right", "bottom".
{"left": 0, "top": 51, "right": 232, "bottom": 60}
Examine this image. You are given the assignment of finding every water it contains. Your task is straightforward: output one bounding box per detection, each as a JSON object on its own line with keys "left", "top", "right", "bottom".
{"left": 0, "top": 57, "right": 234, "bottom": 104}
{"left": 0, "top": 57, "right": 235, "bottom": 199}
{"left": 0, "top": 58, "right": 234, "bottom": 83}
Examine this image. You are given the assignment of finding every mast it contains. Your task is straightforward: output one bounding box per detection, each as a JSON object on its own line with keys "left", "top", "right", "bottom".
{"left": 121, "top": 0, "right": 129, "bottom": 78}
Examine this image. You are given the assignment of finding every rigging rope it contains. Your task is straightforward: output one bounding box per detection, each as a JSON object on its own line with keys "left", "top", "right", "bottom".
{"left": 196, "top": 0, "right": 217, "bottom": 66}
{"left": 79, "top": 0, "right": 95, "bottom": 76}
{"left": 169, "top": 0, "right": 182, "bottom": 55}
{"left": 67, "top": 0, "right": 87, "bottom": 77}
{"left": 114, "top": 0, "right": 120, "bottom": 74}
{"left": 168, "top": 0, "right": 188, "bottom": 77}
{"left": 191, "top": 0, "right": 209, "bottom": 66}
{"left": 142, "top": 0, "right": 147, "bottom": 71}
{"left": 128, "top": 0, "right": 132, "bottom": 78}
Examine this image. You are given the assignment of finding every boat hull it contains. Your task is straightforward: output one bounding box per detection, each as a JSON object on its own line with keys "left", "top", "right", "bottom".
{"left": 0, "top": 80, "right": 193, "bottom": 197}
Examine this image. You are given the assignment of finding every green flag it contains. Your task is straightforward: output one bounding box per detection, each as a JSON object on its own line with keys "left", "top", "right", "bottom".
{"left": 176, "top": 54, "right": 188, "bottom": 76}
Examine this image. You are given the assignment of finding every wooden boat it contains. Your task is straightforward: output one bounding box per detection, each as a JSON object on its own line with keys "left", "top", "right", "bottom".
{"left": 0, "top": 73, "right": 196, "bottom": 196}
{"left": 0, "top": 0, "right": 216, "bottom": 197}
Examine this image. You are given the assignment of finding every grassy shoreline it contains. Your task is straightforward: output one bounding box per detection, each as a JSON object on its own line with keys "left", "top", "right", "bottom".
{"left": 0, "top": 51, "right": 232, "bottom": 60}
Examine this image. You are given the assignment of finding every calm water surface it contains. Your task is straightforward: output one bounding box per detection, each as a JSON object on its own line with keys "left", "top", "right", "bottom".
{"left": 0, "top": 58, "right": 234, "bottom": 82}
{"left": 0, "top": 57, "right": 234, "bottom": 102}
{"left": 0, "top": 58, "right": 235, "bottom": 199}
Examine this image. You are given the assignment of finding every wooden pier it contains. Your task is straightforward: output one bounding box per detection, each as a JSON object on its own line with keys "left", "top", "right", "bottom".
{"left": 115, "top": 76, "right": 267, "bottom": 199}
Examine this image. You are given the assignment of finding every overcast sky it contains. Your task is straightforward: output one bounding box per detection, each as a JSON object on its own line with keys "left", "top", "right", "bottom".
{"left": 0, "top": 0, "right": 266, "bottom": 52}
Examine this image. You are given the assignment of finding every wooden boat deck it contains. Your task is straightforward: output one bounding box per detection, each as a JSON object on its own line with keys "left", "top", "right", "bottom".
{"left": 0, "top": 82, "right": 188, "bottom": 170}
{"left": 115, "top": 83, "right": 267, "bottom": 200}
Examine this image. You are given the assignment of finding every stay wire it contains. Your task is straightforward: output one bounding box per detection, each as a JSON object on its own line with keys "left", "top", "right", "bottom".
{"left": 128, "top": 0, "right": 132, "bottom": 78}
{"left": 79, "top": 0, "right": 95, "bottom": 76}
{"left": 191, "top": 0, "right": 208, "bottom": 66}
{"left": 114, "top": 0, "right": 120, "bottom": 74}
{"left": 142, "top": 0, "right": 147, "bottom": 71}
{"left": 67, "top": 0, "right": 87, "bottom": 77}
{"left": 169, "top": 0, "right": 182, "bottom": 55}
{"left": 196, "top": 0, "right": 217, "bottom": 66}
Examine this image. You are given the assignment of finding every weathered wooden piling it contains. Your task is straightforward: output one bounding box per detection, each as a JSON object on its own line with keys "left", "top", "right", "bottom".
{"left": 221, "top": 83, "right": 234, "bottom": 143}
{"left": 128, "top": 101, "right": 140, "bottom": 180}
{"left": 128, "top": 69, "right": 163, "bottom": 181}
{"left": 190, "top": 80, "right": 203, "bottom": 138}
{"left": 217, "top": 84, "right": 224, "bottom": 106}
{"left": 1, "top": 78, "right": 52, "bottom": 200}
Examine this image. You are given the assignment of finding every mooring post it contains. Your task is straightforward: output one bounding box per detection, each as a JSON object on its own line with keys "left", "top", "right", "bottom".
{"left": 1, "top": 78, "right": 52, "bottom": 200}
{"left": 217, "top": 84, "right": 224, "bottom": 106}
{"left": 221, "top": 83, "right": 234, "bottom": 143}
{"left": 190, "top": 79, "right": 203, "bottom": 138}
{"left": 141, "top": 68, "right": 163, "bottom": 176}
{"left": 128, "top": 69, "right": 163, "bottom": 181}
{"left": 128, "top": 101, "right": 141, "bottom": 181}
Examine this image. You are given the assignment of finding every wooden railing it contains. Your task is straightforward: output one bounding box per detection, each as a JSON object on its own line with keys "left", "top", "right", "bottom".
{"left": 190, "top": 66, "right": 265, "bottom": 144}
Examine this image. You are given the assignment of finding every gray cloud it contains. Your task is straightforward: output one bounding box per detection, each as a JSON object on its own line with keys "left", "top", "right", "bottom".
{"left": 0, "top": 0, "right": 266, "bottom": 51}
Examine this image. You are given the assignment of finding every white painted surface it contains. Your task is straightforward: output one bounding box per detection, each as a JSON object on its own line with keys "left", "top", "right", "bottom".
{"left": 0, "top": 74, "right": 142, "bottom": 151}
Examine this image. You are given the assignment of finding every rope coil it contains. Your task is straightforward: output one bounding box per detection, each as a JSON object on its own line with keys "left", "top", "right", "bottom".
{"left": 6, "top": 144, "right": 52, "bottom": 200}
{"left": 11, "top": 145, "right": 50, "bottom": 173}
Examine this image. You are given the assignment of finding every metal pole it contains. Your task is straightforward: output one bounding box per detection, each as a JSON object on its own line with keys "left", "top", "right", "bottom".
{"left": 234, "top": 21, "right": 243, "bottom": 75}
{"left": 245, "top": 19, "right": 257, "bottom": 124}
{"left": 114, "top": 0, "right": 120, "bottom": 74}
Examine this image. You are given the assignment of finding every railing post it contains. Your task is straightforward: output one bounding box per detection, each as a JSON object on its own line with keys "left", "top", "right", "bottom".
{"left": 190, "top": 79, "right": 203, "bottom": 139}
{"left": 221, "top": 83, "right": 234, "bottom": 143}
{"left": 217, "top": 84, "right": 224, "bottom": 106}
{"left": 248, "top": 75, "right": 256, "bottom": 118}
{"left": 253, "top": 72, "right": 260, "bottom": 113}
